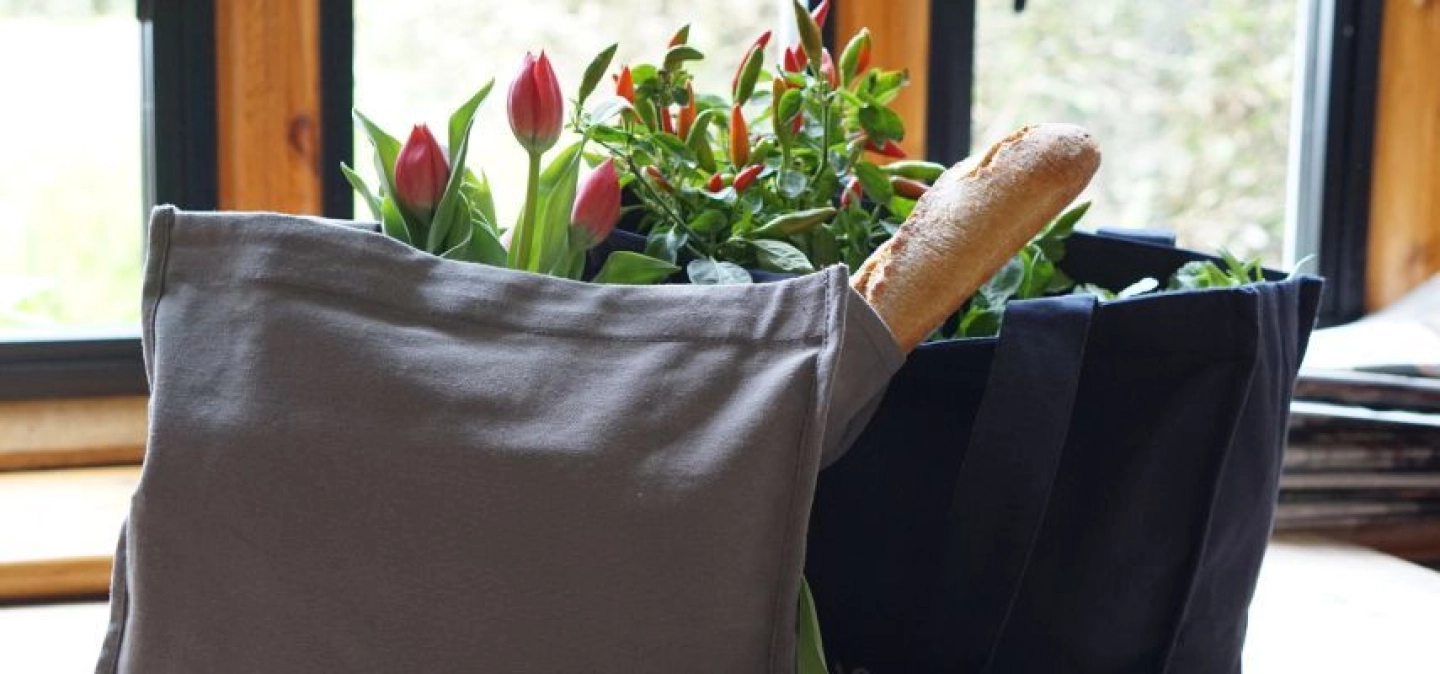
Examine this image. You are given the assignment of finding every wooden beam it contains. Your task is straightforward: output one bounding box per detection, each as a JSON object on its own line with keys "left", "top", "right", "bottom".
{"left": 214, "top": 0, "right": 324, "bottom": 214}
{"left": 836, "top": 0, "right": 931, "bottom": 159}
{"left": 1367, "top": 0, "right": 1440, "bottom": 311}
{"left": 0, "top": 397, "right": 147, "bottom": 472}
{"left": 0, "top": 466, "right": 139, "bottom": 602}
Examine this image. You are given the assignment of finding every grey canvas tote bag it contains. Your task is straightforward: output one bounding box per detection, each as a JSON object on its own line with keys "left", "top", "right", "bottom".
{"left": 95, "top": 207, "right": 904, "bottom": 673}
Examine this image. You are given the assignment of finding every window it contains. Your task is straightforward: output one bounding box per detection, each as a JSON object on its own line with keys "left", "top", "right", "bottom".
{"left": 0, "top": 1, "right": 144, "bottom": 337}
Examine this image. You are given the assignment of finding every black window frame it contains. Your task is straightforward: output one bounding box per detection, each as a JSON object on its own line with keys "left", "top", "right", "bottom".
{"left": 0, "top": 0, "right": 354, "bottom": 400}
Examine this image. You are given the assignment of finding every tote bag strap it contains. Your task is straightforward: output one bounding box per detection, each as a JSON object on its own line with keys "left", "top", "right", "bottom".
{"left": 938, "top": 294, "right": 1097, "bottom": 671}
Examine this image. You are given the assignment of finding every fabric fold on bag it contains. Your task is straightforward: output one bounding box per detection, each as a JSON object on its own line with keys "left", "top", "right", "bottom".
{"left": 97, "top": 207, "right": 904, "bottom": 674}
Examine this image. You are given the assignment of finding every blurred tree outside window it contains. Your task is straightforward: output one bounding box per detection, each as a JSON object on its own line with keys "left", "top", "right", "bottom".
{"left": 975, "top": 1, "right": 1298, "bottom": 264}
{"left": 0, "top": 0, "right": 143, "bottom": 336}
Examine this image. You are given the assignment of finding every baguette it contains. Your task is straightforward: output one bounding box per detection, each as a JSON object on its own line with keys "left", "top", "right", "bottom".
{"left": 852, "top": 123, "right": 1101, "bottom": 352}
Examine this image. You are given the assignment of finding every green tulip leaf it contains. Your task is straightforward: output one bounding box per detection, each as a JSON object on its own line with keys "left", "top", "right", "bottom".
{"left": 797, "top": 577, "right": 828, "bottom": 674}
{"left": 462, "top": 170, "right": 498, "bottom": 234}
{"left": 531, "top": 141, "right": 586, "bottom": 273}
{"left": 447, "top": 79, "right": 494, "bottom": 158}
{"left": 593, "top": 251, "right": 681, "bottom": 285}
{"left": 379, "top": 195, "right": 414, "bottom": 246}
{"left": 427, "top": 111, "right": 479, "bottom": 253}
{"left": 340, "top": 162, "right": 383, "bottom": 221}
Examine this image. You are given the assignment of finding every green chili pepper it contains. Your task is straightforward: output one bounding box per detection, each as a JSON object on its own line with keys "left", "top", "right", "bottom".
{"left": 753, "top": 207, "right": 837, "bottom": 238}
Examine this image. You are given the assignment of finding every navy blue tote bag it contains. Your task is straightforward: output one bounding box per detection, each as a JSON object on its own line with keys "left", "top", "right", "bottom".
{"left": 803, "top": 231, "right": 1323, "bottom": 674}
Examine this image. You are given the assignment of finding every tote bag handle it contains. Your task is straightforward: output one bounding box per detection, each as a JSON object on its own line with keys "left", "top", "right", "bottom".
{"left": 936, "top": 294, "right": 1097, "bottom": 672}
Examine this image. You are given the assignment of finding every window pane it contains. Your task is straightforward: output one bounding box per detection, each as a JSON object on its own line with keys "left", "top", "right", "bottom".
{"left": 975, "top": 2, "right": 1298, "bottom": 264}
{"left": 354, "top": 0, "right": 782, "bottom": 222}
{"left": 0, "top": 1, "right": 143, "bottom": 337}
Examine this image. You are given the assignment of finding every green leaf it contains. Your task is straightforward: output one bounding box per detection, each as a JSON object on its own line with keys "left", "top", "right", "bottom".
{"left": 447, "top": 80, "right": 495, "bottom": 158}
{"left": 466, "top": 215, "right": 507, "bottom": 266}
{"left": 1075, "top": 283, "right": 1117, "bottom": 301}
{"left": 584, "top": 95, "right": 633, "bottom": 126}
{"left": 854, "top": 161, "right": 893, "bottom": 203}
{"left": 578, "top": 43, "right": 618, "bottom": 105}
{"left": 427, "top": 110, "right": 480, "bottom": 253}
{"left": 1017, "top": 247, "right": 1054, "bottom": 300}
{"left": 689, "top": 211, "right": 728, "bottom": 237}
{"left": 663, "top": 45, "right": 705, "bottom": 73}
{"left": 379, "top": 195, "right": 413, "bottom": 246}
{"left": 644, "top": 227, "right": 689, "bottom": 264}
{"left": 687, "top": 258, "right": 752, "bottom": 285}
{"left": 593, "top": 251, "right": 681, "bottom": 285}
{"left": 462, "top": 170, "right": 498, "bottom": 233}
{"left": 752, "top": 239, "right": 815, "bottom": 274}
{"left": 1043, "top": 200, "right": 1091, "bottom": 240}
{"left": 354, "top": 109, "right": 402, "bottom": 197}
{"left": 777, "top": 169, "right": 808, "bottom": 200}
{"left": 981, "top": 255, "right": 1025, "bottom": 305}
{"left": 858, "top": 104, "right": 905, "bottom": 143}
{"left": 796, "top": 577, "right": 828, "bottom": 674}
{"left": 340, "top": 163, "right": 383, "bottom": 221}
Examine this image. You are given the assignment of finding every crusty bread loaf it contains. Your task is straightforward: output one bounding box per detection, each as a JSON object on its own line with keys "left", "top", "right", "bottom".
{"left": 852, "top": 123, "right": 1101, "bottom": 352}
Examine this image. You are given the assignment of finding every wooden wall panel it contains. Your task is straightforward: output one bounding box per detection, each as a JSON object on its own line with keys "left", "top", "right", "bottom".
{"left": 836, "top": 1, "right": 931, "bottom": 159}
{"left": 1368, "top": 0, "right": 1440, "bottom": 311}
{"left": 215, "top": 0, "right": 324, "bottom": 214}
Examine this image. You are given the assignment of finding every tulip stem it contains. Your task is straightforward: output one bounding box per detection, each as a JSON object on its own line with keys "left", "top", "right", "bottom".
{"left": 514, "top": 150, "right": 543, "bottom": 271}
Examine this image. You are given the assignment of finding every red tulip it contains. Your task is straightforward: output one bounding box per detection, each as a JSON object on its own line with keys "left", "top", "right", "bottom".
{"left": 615, "top": 65, "right": 635, "bottom": 104}
{"left": 678, "top": 83, "right": 698, "bottom": 139}
{"left": 865, "top": 137, "right": 907, "bottom": 159}
{"left": 733, "top": 164, "right": 764, "bottom": 193}
{"left": 394, "top": 124, "right": 449, "bottom": 215}
{"left": 571, "top": 159, "right": 621, "bottom": 246}
{"left": 811, "top": 0, "right": 831, "bottom": 27}
{"left": 730, "top": 105, "right": 750, "bottom": 166}
{"left": 508, "top": 51, "right": 564, "bottom": 155}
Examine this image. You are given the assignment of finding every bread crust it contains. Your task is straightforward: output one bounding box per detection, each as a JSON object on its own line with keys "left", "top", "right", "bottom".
{"left": 852, "top": 123, "right": 1101, "bottom": 351}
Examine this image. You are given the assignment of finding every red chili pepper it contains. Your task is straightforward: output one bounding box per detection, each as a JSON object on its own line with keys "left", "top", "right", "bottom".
{"left": 615, "top": 65, "right": 635, "bottom": 104}
{"left": 784, "top": 45, "right": 807, "bottom": 72}
{"left": 644, "top": 165, "right": 673, "bottom": 193}
{"left": 820, "top": 48, "right": 839, "bottom": 89}
{"left": 865, "top": 137, "right": 908, "bottom": 159}
{"left": 659, "top": 105, "right": 675, "bottom": 135}
{"left": 729, "top": 105, "right": 751, "bottom": 167}
{"left": 706, "top": 173, "right": 726, "bottom": 192}
{"left": 733, "top": 164, "right": 764, "bottom": 193}
{"left": 791, "top": 111, "right": 804, "bottom": 135}
{"left": 730, "top": 30, "right": 773, "bottom": 100}
{"left": 811, "top": 0, "right": 831, "bottom": 27}
{"left": 840, "top": 177, "right": 863, "bottom": 208}
{"left": 679, "top": 83, "right": 697, "bottom": 139}
{"left": 890, "top": 176, "right": 929, "bottom": 200}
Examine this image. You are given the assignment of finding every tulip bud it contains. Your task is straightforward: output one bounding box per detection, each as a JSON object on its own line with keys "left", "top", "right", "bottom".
{"left": 733, "top": 164, "right": 764, "bottom": 193}
{"left": 865, "top": 137, "right": 907, "bottom": 159}
{"left": 890, "top": 176, "right": 929, "bottom": 200}
{"left": 820, "top": 48, "right": 839, "bottom": 89}
{"left": 394, "top": 124, "right": 450, "bottom": 216}
{"left": 615, "top": 65, "right": 636, "bottom": 104}
{"left": 508, "top": 51, "right": 564, "bottom": 155}
{"left": 729, "top": 105, "right": 750, "bottom": 167}
{"left": 811, "top": 0, "right": 831, "bottom": 27}
{"left": 678, "top": 83, "right": 698, "bottom": 140}
{"left": 840, "top": 177, "right": 863, "bottom": 208}
{"left": 571, "top": 159, "right": 621, "bottom": 247}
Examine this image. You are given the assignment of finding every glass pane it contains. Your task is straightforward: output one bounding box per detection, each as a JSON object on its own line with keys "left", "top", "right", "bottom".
{"left": 354, "top": 0, "right": 783, "bottom": 223}
{"left": 974, "top": 2, "right": 1298, "bottom": 264}
{"left": 0, "top": 0, "right": 143, "bottom": 337}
